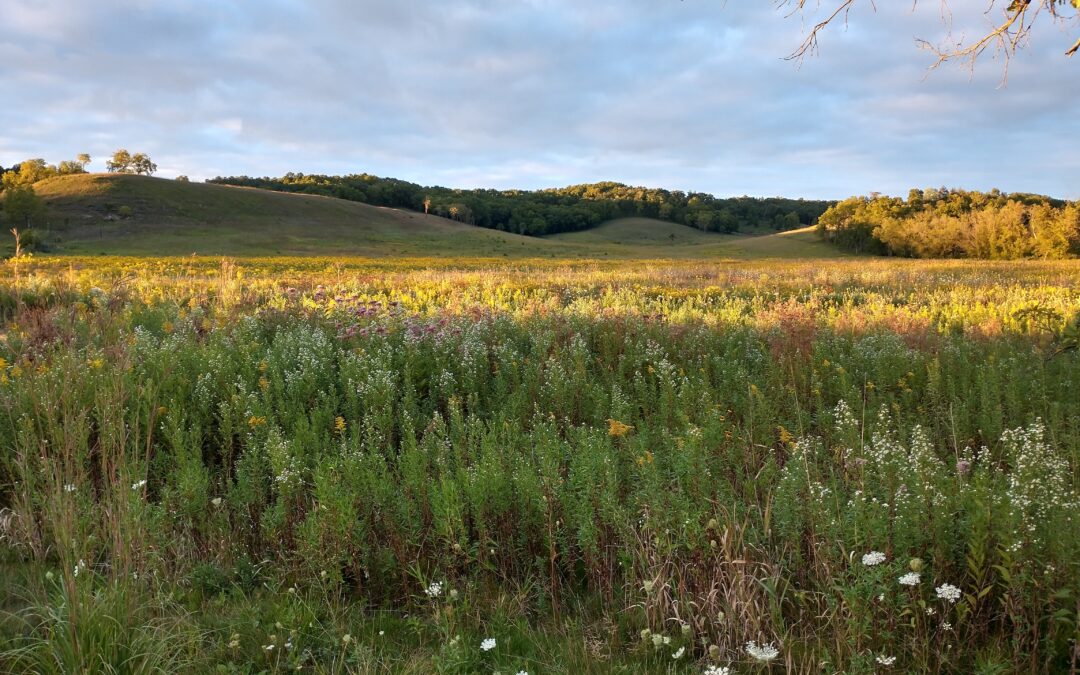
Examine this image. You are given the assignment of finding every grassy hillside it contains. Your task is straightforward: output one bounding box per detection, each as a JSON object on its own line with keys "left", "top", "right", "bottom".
{"left": 27, "top": 175, "right": 846, "bottom": 259}
{"left": 31, "top": 174, "right": 547, "bottom": 257}
{"left": 548, "top": 218, "right": 851, "bottom": 259}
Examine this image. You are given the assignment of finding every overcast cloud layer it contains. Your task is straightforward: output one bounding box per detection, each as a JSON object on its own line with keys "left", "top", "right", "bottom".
{"left": 2, "top": 0, "right": 1077, "bottom": 199}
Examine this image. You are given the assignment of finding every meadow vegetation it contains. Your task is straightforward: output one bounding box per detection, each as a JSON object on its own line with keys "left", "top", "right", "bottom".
{"left": 0, "top": 254, "right": 1078, "bottom": 673}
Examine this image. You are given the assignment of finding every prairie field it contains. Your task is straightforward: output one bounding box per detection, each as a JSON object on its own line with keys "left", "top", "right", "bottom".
{"left": 1, "top": 255, "right": 1079, "bottom": 674}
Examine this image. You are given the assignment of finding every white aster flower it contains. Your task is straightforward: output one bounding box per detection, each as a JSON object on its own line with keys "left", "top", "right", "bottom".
{"left": 862, "top": 551, "right": 887, "bottom": 566}
{"left": 480, "top": 638, "right": 496, "bottom": 651}
{"left": 745, "top": 641, "right": 780, "bottom": 662}
{"left": 898, "top": 572, "right": 921, "bottom": 586}
{"left": 876, "top": 654, "right": 897, "bottom": 665}
{"left": 935, "top": 583, "right": 961, "bottom": 603}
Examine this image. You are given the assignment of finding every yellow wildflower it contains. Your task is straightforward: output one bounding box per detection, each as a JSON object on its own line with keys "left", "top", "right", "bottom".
{"left": 607, "top": 418, "right": 633, "bottom": 437}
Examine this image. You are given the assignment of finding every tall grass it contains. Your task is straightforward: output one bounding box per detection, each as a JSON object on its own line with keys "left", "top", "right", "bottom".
{"left": 1, "top": 256, "right": 1078, "bottom": 672}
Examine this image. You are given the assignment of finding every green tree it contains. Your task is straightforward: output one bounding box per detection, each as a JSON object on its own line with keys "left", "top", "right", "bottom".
{"left": 131, "top": 153, "right": 157, "bottom": 176}
{"left": 106, "top": 149, "right": 134, "bottom": 173}
{"left": 2, "top": 184, "right": 46, "bottom": 228}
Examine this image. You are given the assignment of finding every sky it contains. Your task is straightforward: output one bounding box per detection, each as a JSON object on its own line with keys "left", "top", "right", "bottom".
{"left": 2, "top": 0, "right": 1078, "bottom": 199}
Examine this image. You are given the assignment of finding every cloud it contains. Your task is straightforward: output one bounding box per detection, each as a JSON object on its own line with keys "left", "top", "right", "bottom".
{"left": 1, "top": 0, "right": 1076, "bottom": 199}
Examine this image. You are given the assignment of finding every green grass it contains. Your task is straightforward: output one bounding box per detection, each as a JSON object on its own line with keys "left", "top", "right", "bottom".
{"left": 548, "top": 218, "right": 851, "bottom": 259}
{"left": 31, "top": 174, "right": 553, "bottom": 257}
{"left": 0, "top": 257, "right": 1078, "bottom": 672}
{"left": 28, "top": 175, "right": 847, "bottom": 260}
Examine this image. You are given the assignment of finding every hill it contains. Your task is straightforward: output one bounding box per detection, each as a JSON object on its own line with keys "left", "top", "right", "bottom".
{"left": 548, "top": 218, "right": 850, "bottom": 259}
{"left": 22, "top": 175, "right": 846, "bottom": 259}
{"left": 29, "top": 174, "right": 547, "bottom": 257}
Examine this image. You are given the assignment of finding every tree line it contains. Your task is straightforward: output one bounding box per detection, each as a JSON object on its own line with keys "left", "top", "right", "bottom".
{"left": 817, "top": 188, "right": 1080, "bottom": 259}
{"left": 209, "top": 173, "right": 832, "bottom": 236}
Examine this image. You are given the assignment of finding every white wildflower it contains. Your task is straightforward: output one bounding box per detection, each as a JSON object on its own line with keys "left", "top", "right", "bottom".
{"left": 942, "top": 621, "right": 953, "bottom": 631}
{"left": 132, "top": 479, "right": 147, "bottom": 490}
{"left": 425, "top": 581, "right": 443, "bottom": 598}
{"left": 862, "top": 551, "right": 886, "bottom": 566}
{"left": 480, "top": 638, "right": 496, "bottom": 651}
{"left": 64, "top": 484, "right": 76, "bottom": 493}
{"left": 745, "top": 641, "right": 780, "bottom": 662}
{"left": 672, "top": 646, "right": 685, "bottom": 659}
{"left": 876, "top": 654, "right": 897, "bottom": 665}
{"left": 211, "top": 497, "right": 223, "bottom": 507}
{"left": 898, "top": 572, "right": 920, "bottom": 586}
{"left": 935, "top": 583, "right": 961, "bottom": 603}
{"left": 704, "top": 667, "right": 731, "bottom": 675}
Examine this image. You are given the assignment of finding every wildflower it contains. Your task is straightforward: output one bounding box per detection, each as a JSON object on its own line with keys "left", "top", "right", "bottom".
{"left": 862, "top": 551, "right": 886, "bottom": 566}
{"left": 640, "top": 629, "right": 651, "bottom": 642}
{"left": 516, "top": 671, "right": 529, "bottom": 675}
{"left": 607, "top": 418, "right": 633, "bottom": 437}
{"left": 228, "top": 633, "right": 240, "bottom": 649}
{"left": 480, "top": 638, "right": 496, "bottom": 651}
{"left": 899, "top": 572, "right": 921, "bottom": 586}
{"left": 132, "top": 479, "right": 147, "bottom": 490}
{"left": 672, "top": 646, "right": 685, "bottom": 659}
{"left": 248, "top": 415, "right": 267, "bottom": 428}
{"left": 708, "top": 644, "right": 721, "bottom": 659}
{"left": 652, "top": 633, "right": 664, "bottom": 648}
{"left": 704, "top": 667, "right": 731, "bottom": 675}
{"left": 211, "top": 497, "right": 223, "bottom": 507}
{"left": 876, "top": 655, "right": 897, "bottom": 666}
{"left": 942, "top": 621, "right": 953, "bottom": 631}
{"left": 342, "top": 634, "right": 352, "bottom": 645}
{"left": 334, "top": 416, "right": 346, "bottom": 434}
{"left": 64, "top": 484, "right": 76, "bottom": 493}
{"left": 935, "top": 583, "right": 961, "bottom": 603}
{"left": 956, "top": 459, "right": 971, "bottom": 476}
{"left": 745, "top": 641, "right": 779, "bottom": 662}
{"left": 263, "top": 644, "right": 274, "bottom": 651}
{"left": 259, "top": 376, "right": 269, "bottom": 390}
{"left": 643, "top": 580, "right": 655, "bottom": 594}
{"left": 425, "top": 581, "right": 443, "bottom": 598}
{"left": 908, "top": 558, "right": 924, "bottom": 572}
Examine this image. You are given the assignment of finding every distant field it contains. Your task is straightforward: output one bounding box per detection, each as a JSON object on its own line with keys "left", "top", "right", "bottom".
{"left": 548, "top": 217, "right": 852, "bottom": 259}
{"left": 27, "top": 175, "right": 847, "bottom": 260}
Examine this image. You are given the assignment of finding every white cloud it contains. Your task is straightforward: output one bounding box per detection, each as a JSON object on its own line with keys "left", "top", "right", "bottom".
{"left": 1, "top": 0, "right": 1076, "bottom": 199}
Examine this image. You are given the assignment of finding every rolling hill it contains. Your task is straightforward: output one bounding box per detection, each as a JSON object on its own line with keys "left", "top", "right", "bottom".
{"left": 30, "top": 174, "right": 548, "bottom": 257}
{"left": 25, "top": 174, "right": 845, "bottom": 259}
{"left": 547, "top": 217, "right": 850, "bottom": 259}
